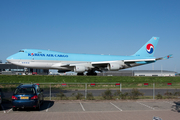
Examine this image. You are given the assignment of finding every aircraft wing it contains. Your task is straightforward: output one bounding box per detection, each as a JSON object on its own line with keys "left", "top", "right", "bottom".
{"left": 55, "top": 59, "right": 156, "bottom": 69}
{"left": 52, "top": 55, "right": 172, "bottom": 72}
{"left": 92, "top": 54, "right": 172, "bottom": 67}
{"left": 91, "top": 58, "right": 156, "bottom": 70}
{"left": 51, "top": 63, "right": 70, "bottom": 67}
{"left": 124, "top": 59, "right": 156, "bottom": 62}
{"left": 91, "top": 58, "right": 156, "bottom": 65}
{"left": 53, "top": 62, "right": 93, "bottom": 68}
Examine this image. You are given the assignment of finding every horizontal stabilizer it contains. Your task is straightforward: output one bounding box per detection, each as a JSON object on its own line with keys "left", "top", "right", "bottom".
{"left": 156, "top": 54, "right": 173, "bottom": 60}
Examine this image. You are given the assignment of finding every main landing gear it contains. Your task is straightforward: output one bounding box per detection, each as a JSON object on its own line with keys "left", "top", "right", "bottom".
{"left": 77, "top": 73, "right": 84, "bottom": 76}
{"left": 86, "top": 70, "right": 97, "bottom": 76}
{"left": 77, "top": 70, "right": 97, "bottom": 76}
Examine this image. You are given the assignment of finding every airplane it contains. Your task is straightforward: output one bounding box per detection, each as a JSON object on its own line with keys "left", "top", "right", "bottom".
{"left": 6, "top": 37, "right": 172, "bottom": 75}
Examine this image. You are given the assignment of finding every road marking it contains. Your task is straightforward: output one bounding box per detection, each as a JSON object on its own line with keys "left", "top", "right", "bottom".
{"left": 80, "top": 102, "right": 85, "bottom": 111}
{"left": 46, "top": 102, "right": 51, "bottom": 112}
{"left": 137, "top": 102, "right": 155, "bottom": 110}
{"left": 7, "top": 108, "right": 12, "bottom": 113}
{"left": 1, "top": 105, "right": 6, "bottom": 113}
{"left": 110, "top": 102, "right": 122, "bottom": 111}
{"left": 163, "top": 101, "right": 175, "bottom": 105}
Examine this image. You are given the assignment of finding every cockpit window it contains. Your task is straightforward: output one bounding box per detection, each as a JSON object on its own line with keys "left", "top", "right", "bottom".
{"left": 19, "top": 50, "right": 24, "bottom": 52}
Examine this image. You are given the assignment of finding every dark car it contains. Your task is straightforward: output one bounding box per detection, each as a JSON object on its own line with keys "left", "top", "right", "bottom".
{"left": 12, "top": 84, "right": 44, "bottom": 111}
{"left": 0, "top": 89, "right": 2, "bottom": 106}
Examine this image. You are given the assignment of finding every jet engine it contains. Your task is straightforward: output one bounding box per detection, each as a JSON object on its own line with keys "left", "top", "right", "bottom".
{"left": 107, "top": 61, "right": 124, "bottom": 71}
{"left": 74, "top": 66, "right": 86, "bottom": 72}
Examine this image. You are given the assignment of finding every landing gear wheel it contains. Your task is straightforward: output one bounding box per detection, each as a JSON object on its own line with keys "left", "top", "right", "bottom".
{"left": 77, "top": 73, "right": 84, "bottom": 76}
{"left": 86, "top": 71, "right": 97, "bottom": 76}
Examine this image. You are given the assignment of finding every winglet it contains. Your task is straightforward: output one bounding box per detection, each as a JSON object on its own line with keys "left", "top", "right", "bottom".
{"left": 156, "top": 54, "right": 173, "bottom": 60}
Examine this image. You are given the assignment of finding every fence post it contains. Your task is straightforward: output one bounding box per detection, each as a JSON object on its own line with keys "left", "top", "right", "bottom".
{"left": 120, "top": 83, "right": 122, "bottom": 92}
{"left": 153, "top": 83, "right": 155, "bottom": 100}
{"left": 85, "top": 83, "right": 87, "bottom": 100}
{"left": 50, "top": 83, "right": 51, "bottom": 100}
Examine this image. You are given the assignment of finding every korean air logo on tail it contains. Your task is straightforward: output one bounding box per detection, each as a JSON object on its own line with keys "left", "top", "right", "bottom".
{"left": 146, "top": 44, "right": 154, "bottom": 54}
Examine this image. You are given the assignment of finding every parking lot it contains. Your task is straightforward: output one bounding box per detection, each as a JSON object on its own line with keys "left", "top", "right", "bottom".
{"left": 0, "top": 100, "right": 180, "bottom": 120}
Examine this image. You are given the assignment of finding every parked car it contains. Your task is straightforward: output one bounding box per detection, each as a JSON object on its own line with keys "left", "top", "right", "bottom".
{"left": 0, "top": 89, "right": 2, "bottom": 106}
{"left": 12, "top": 84, "right": 44, "bottom": 111}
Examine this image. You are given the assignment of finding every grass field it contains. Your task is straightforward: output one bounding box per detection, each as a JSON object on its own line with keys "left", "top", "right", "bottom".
{"left": 0, "top": 75, "right": 180, "bottom": 89}
{"left": 0, "top": 75, "right": 180, "bottom": 84}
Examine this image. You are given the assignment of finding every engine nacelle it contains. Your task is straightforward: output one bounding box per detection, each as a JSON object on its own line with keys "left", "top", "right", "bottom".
{"left": 74, "top": 66, "right": 86, "bottom": 72}
{"left": 107, "top": 61, "right": 124, "bottom": 71}
{"left": 107, "top": 64, "right": 120, "bottom": 71}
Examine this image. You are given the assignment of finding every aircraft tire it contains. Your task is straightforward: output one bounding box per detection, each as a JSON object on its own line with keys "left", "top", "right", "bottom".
{"left": 77, "top": 73, "right": 84, "bottom": 76}
{"left": 86, "top": 72, "right": 97, "bottom": 76}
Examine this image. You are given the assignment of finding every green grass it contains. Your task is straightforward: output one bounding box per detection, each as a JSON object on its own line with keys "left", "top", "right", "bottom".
{"left": 0, "top": 75, "right": 180, "bottom": 89}
{"left": 0, "top": 75, "right": 180, "bottom": 83}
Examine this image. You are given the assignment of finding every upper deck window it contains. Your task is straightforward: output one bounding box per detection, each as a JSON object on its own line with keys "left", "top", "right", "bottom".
{"left": 19, "top": 50, "right": 24, "bottom": 52}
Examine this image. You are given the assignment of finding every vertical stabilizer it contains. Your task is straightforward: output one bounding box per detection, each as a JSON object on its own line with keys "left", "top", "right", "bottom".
{"left": 133, "top": 37, "right": 159, "bottom": 57}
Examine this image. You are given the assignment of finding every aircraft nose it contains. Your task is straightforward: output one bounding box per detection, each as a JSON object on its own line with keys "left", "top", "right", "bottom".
{"left": 6, "top": 55, "right": 15, "bottom": 63}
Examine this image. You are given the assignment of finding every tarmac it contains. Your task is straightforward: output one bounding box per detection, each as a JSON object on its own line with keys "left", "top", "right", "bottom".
{"left": 0, "top": 100, "right": 180, "bottom": 120}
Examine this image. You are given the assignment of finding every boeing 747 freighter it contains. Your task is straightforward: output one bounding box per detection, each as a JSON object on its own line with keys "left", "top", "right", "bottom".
{"left": 6, "top": 37, "right": 172, "bottom": 75}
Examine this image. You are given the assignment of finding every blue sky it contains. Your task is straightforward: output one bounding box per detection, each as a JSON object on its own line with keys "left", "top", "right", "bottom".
{"left": 0, "top": 0, "right": 180, "bottom": 73}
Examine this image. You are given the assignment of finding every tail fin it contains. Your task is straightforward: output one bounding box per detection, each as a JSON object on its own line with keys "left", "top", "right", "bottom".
{"left": 133, "top": 37, "right": 159, "bottom": 57}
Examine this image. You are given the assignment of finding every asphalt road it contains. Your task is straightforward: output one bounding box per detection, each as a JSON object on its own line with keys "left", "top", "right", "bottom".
{"left": 1, "top": 100, "right": 180, "bottom": 120}
{"left": 46, "top": 88, "right": 180, "bottom": 97}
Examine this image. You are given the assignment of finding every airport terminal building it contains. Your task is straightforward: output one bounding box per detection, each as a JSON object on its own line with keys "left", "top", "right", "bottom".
{"left": 97, "top": 70, "right": 176, "bottom": 76}
{"left": 0, "top": 62, "right": 49, "bottom": 75}
{"left": 133, "top": 70, "right": 176, "bottom": 76}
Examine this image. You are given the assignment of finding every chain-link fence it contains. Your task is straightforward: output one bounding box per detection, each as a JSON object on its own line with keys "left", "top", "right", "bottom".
{"left": 0, "top": 83, "right": 180, "bottom": 101}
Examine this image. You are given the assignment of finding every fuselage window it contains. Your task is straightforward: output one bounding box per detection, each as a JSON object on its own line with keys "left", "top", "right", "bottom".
{"left": 19, "top": 50, "right": 24, "bottom": 52}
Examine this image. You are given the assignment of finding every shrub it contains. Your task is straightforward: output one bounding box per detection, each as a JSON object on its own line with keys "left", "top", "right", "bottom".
{"left": 87, "top": 92, "right": 94, "bottom": 100}
{"left": 101, "top": 89, "right": 113, "bottom": 100}
{"left": 174, "top": 89, "right": 180, "bottom": 96}
{"left": 57, "top": 92, "right": 67, "bottom": 100}
{"left": 114, "top": 90, "right": 121, "bottom": 96}
{"left": 164, "top": 90, "right": 173, "bottom": 99}
{"left": 156, "top": 92, "right": 163, "bottom": 99}
{"left": 75, "top": 92, "right": 83, "bottom": 100}
{"left": 129, "top": 88, "right": 144, "bottom": 99}
{"left": 114, "top": 90, "right": 129, "bottom": 100}
{"left": 120, "top": 92, "right": 129, "bottom": 100}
